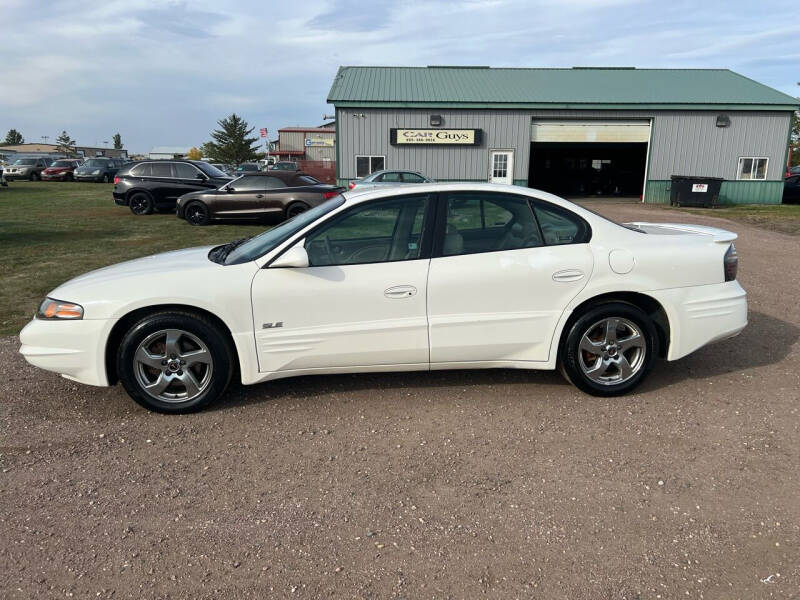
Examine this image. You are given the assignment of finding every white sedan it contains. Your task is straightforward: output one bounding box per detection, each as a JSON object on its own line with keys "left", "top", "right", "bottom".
{"left": 20, "top": 184, "right": 747, "bottom": 413}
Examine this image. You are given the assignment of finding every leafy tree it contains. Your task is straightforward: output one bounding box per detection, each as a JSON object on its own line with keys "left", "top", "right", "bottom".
{"left": 3, "top": 129, "right": 24, "bottom": 145}
{"left": 186, "top": 146, "right": 203, "bottom": 160}
{"left": 112, "top": 133, "right": 123, "bottom": 150}
{"left": 202, "top": 113, "right": 259, "bottom": 165}
{"left": 790, "top": 110, "right": 799, "bottom": 167}
{"left": 55, "top": 130, "right": 76, "bottom": 156}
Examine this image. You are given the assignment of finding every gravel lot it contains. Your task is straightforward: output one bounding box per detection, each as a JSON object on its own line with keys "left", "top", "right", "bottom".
{"left": 1, "top": 201, "right": 798, "bottom": 599}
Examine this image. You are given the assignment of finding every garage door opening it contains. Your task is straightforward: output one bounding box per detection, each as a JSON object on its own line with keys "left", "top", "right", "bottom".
{"left": 528, "top": 142, "right": 648, "bottom": 197}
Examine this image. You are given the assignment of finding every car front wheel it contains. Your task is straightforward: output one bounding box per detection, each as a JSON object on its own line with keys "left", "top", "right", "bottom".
{"left": 560, "top": 302, "right": 657, "bottom": 397}
{"left": 117, "top": 311, "right": 234, "bottom": 413}
{"left": 286, "top": 202, "right": 310, "bottom": 220}
{"left": 184, "top": 201, "right": 210, "bottom": 225}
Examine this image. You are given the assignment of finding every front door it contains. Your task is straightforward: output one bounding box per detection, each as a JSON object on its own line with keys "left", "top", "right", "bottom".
{"left": 489, "top": 150, "right": 514, "bottom": 185}
{"left": 213, "top": 175, "right": 267, "bottom": 219}
{"left": 427, "top": 191, "right": 593, "bottom": 364}
{"left": 251, "top": 193, "right": 434, "bottom": 374}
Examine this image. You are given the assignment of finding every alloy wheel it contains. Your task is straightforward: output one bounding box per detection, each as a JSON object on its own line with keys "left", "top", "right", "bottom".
{"left": 133, "top": 329, "right": 214, "bottom": 403}
{"left": 577, "top": 317, "right": 646, "bottom": 386}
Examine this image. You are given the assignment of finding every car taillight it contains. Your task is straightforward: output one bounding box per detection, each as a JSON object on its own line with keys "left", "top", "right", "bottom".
{"left": 322, "top": 191, "right": 339, "bottom": 200}
{"left": 348, "top": 182, "right": 356, "bottom": 190}
{"left": 724, "top": 243, "right": 738, "bottom": 281}
{"left": 113, "top": 176, "right": 120, "bottom": 184}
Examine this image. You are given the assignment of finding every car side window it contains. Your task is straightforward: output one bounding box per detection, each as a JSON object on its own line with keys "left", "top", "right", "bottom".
{"left": 264, "top": 177, "right": 287, "bottom": 189}
{"left": 150, "top": 163, "right": 173, "bottom": 178}
{"left": 442, "top": 192, "right": 543, "bottom": 256}
{"left": 174, "top": 163, "right": 200, "bottom": 179}
{"left": 231, "top": 176, "right": 265, "bottom": 191}
{"left": 305, "top": 195, "right": 430, "bottom": 266}
{"left": 402, "top": 172, "right": 425, "bottom": 183}
{"left": 531, "top": 201, "right": 591, "bottom": 245}
{"left": 131, "top": 163, "right": 152, "bottom": 177}
{"left": 380, "top": 172, "right": 402, "bottom": 182}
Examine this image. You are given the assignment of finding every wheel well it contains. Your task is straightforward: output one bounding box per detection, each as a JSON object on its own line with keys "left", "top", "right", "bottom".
{"left": 126, "top": 188, "right": 153, "bottom": 200}
{"left": 104, "top": 304, "right": 240, "bottom": 385}
{"left": 558, "top": 292, "right": 671, "bottom": 361}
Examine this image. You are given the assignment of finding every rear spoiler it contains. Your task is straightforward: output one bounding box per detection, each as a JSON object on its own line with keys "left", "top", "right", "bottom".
{"left": 625, "top": 222, "right": 737, "bottom": 243}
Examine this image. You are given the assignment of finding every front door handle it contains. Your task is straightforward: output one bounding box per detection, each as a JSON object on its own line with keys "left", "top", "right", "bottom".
{"left": 256, "top": 194, "right": 264, "bottom": 198}
{"left": 384, "top": 285, "right": 417, "bottom": 299}
{"left": 552, "top": 269, "right": 584, "bottom": 283}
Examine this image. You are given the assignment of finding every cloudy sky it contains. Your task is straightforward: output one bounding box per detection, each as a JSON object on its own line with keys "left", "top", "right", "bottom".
{"left": 2, "top": 0, "right": 797, "bottom": 153}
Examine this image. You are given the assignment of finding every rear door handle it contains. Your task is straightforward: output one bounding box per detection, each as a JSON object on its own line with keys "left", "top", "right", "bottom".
{"left": 552, "top": 269, "right": 584, "bottom": 282}
{"left": 384, "top": 285, "right": 417, "bottom": 299}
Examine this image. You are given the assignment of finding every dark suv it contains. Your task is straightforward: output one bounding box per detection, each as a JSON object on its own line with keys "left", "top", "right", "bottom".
{"left": 113, "top": 160, "right": 232, "bottom": 215}
{"left": 74, "top": 157, "right": 124, "bottom": 183}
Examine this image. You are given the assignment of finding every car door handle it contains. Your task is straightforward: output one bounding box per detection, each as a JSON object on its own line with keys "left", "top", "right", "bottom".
{"left": 384, "top": 285, "right": 417, "bottom": 299}
{"left": 552, "top": 269, "right": 585, "bottom": 282}
{"left": 256, "top": 194, "right": 264, "bottom": 198}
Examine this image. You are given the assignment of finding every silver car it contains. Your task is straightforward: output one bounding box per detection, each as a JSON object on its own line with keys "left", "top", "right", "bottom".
{"left": 348, "top": 169, "right": 433, "bottom": 191}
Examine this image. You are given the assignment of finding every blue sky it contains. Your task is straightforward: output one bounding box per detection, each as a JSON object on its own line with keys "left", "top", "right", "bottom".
{"left": 1, "top": 0, "right": 797, "bottom": 153}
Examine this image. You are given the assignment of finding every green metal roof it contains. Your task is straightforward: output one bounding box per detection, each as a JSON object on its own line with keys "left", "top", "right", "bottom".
{"left": 328, "top": 66, "right": 799, "bottom": 111}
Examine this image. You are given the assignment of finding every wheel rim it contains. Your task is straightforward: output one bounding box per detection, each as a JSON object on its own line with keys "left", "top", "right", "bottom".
{"left": 578, "top": 317, "right": 646, "bottom": 386}
{"left": 287, "top": 204, "right": 306, "bottom": 218}
{"left": 133, "top": 329, "right": 214, "bottom": 403}
{"left": 186, "top": 204, "right": 207, "bottom": 224}
{"left": 130, "top": 196, "right": 149, "bottom": 214}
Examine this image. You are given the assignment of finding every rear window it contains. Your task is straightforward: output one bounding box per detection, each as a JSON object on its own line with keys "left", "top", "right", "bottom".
{"left": 531, "top": 201, "right": 592, "bottom": 245}
{"left": 150, "top": 163, "right": 173, "bottom": 177}
{"left": 84, "top": 159, "right": 108, "bottom": 167}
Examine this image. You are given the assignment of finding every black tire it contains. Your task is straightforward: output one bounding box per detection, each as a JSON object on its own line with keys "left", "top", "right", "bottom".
{"left": 559, "top": 302, "right": 658, "bottom": 397}
{"left": 184, "top": 201, "right": 210, "bottom": 226}
{"left": 65, "top": 173, "right": 73, "bottom": 182}
{"left": 129, "top": 192, "right": 154, "bottom": 215}
{"left": 30, "top": 172, "right": 39, "bottom": 181}
{"left": 102, "top": 173, "right": 110, "bottom": 183}
{"left": 286, "top": 202, "right": 310, "bottom": 220}
{"left": 116, "top": 311, "right": 234, "bottom": 414}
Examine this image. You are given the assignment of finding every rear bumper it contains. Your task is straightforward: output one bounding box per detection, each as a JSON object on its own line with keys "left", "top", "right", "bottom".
{"left": 648, "top": 280, "right": 747, "bottom": 361}
{"left": 19, "top": 318, "right": 114, "bottom": 386}
{"left": 113, "top": 192, "right": 128, "bottom": 206}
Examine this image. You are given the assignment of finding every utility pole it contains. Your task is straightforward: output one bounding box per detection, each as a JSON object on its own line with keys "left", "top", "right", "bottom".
{"left": 41, "top": 135, "right": 49, "bottom": 144}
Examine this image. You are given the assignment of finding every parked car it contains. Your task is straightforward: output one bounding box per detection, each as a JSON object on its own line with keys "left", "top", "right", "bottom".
{"left": 784, "top": 175, "right": 800, "bottom": 204}
{"left": 74, "top": 158, "right": 122, "bottom": 183}
{"left": 234, "top": 163, "right": 261, "bottom": 175}
{"left": 176, "top": 171, "right": 343, "bottom": 225}
{"left": 113, "top": 160, "right": 232, "bottom": 215}
{"left": 210, "top": 163, "right": 234, "bottom": 177}
{"left": 787, "top": 165, "right": 800, "bottom": 177}
{"left": 19, "top": 182, "right": 747, "bottom": 413}
{"left": 348, "top": 169, "right": 433, "bottom": 191}
{"left": 270, "top": 161, "right": 300, "bottom": 172}
{"left": 41, "top": 159, "right": 83, "bottom": 181}
{"left": 3, "top": 157, "right": 50, "bottom": 181}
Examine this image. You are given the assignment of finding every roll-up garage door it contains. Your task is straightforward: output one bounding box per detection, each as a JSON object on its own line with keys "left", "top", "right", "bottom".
{"left": 531, "top": 120, "right": 650, "bottom": 143}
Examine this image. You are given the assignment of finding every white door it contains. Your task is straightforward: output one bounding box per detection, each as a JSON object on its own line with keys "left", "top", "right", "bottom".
{"left": 251, "top": 194, "right": 432, "bottom": 374}
{"left": 427, "top": 191, "right": 593, "bottom": 364}
{"left": 489, "top": 150, "right": 514, "bottom": 185}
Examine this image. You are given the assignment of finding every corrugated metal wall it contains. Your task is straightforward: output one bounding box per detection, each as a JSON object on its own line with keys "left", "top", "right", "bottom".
{"left": 336, "top": 107, "right": 792, "bottom": 183}
{"left": 278, "top": 131, "right": 306, "bottom": 152}
{"left": 305, "top": 145, "right": 335, "bottom": 161}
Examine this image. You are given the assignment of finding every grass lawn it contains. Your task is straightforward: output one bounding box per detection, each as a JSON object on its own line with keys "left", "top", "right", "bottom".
{"left": 0, "top": 181, "right": 268, "bottom": 335}
{"left": 688, "top": 203, "right": 800, "bottom": 236}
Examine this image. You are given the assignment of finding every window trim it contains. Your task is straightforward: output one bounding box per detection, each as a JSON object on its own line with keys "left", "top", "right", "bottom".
{"left": 300, "top": 193, "right": 438, "bottom": 267}
{"left": 736, "top": 156, "right": 769, "bottom": 181}
{"left": 355, "top": 155, "right": 386, "bottom": 179}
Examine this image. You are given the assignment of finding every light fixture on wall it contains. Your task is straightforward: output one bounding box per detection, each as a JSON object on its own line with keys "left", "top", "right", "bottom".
{"left": 430, "top": 114, "right": 443, "bottom": 126}
{"left": 716, "top": 114, "right": 731, "bottom": 128}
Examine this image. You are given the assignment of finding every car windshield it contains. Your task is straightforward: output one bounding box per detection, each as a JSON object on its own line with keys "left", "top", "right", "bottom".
{"left": 14, "top": 159, "right": 36, "bottom": 165}
{"left": 83, "top": 159, "right": 107, "bottom": 167}
{"left": 223, "top": 196, "right": 345, "bottom": 265}
{"left": 51, "top": 160, "right": 73, "bottom": 167}
{"left": 198, "top": 162, "right": 229, "bottom": 178}
{"left": 236, "top": 164, "right": 259, "bottom": 171}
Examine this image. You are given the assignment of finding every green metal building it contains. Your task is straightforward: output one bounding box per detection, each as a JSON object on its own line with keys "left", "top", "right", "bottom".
{"left": 327, "top": 66, "right": 798, "bottom": 204}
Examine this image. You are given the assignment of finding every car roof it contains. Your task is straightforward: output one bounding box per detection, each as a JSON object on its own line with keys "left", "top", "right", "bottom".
{"left": 236, "top": 170, "right": 311, "bottom": 180}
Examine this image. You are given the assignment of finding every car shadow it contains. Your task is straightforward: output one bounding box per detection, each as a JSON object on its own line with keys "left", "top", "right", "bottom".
{"left": 212, "top": 310, "right": 796, "bottom": 412}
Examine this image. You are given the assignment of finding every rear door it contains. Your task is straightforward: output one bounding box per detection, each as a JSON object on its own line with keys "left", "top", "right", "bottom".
{"left": 427, "top": 191, "right": 594, "bottom": 364}
{"left": 144, "top": 162, "right": 179, "bottom": 204}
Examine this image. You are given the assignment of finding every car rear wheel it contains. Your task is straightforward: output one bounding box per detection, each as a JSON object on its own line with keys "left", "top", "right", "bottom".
{"left": 286, "top": 201, "right": 310, "bottom": 220}
{"left": 184, "top": 201, "right": 210, "bottom": 226}
{"left": 559, "top": 302, "right": 657, "bottom": 397}
{"left": 129, "top": 192, "right": 154, "bottom": 215}
{"left": 65, "top": 173, "right": 73, "bottom": 182}
{"left": 117, "top": 311, "right": 234, "bottom": 413}
{"left": 29, "top": 172, "right": 39, "bottom": 181}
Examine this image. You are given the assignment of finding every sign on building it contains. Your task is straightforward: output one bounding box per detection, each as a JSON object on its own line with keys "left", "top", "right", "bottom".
{"left": 390, "top": 128, "right": 483, "bottom": 146}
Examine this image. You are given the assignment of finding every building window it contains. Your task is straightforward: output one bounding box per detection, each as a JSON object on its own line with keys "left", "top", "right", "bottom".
{"left": 356, "top": 155, "right": 385, "bottom": 178}
{"left": 736, "top": 157, "right": 768, "bottom": 180}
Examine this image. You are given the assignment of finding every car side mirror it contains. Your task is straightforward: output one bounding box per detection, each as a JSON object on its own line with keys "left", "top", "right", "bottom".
{"left": 270, "top": 244, "right": 309, "bottom": 269}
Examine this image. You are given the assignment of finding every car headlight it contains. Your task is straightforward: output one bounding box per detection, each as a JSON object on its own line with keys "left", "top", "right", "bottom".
{"left": 36, "top": 298, "right": 84, "bottom": 320}
{"left": 92, "top": 169, "right": 101, "bottom": 175}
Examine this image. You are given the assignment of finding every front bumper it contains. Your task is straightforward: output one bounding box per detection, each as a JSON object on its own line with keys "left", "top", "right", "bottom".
{"left": 648, "top": 280, "right": 747, "bottom": 361}
{"left": 4, "top": 171, "right": 30, "bottom": 180}
{"left": 41, "top": 173, "right": 70, "bottom": 180}
{"left": 19, "top": 318, "right": 115, "bottom": 386}
{"left": 75, "top": 174, "right": 105, "bottom": 182}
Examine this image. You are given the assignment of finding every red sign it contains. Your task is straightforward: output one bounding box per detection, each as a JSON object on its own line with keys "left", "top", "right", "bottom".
{"left": 259, "top": 128, "right": 268, "bottom": 138}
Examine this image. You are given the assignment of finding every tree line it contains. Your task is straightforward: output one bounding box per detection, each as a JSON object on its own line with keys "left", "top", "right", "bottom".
{"left": 1, "top": 129, "right": 124, "bottom": 154}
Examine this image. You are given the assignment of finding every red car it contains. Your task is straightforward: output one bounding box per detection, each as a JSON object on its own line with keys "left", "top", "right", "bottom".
{"left": 41, "top": 159, "right": 82, "bottom": 181}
